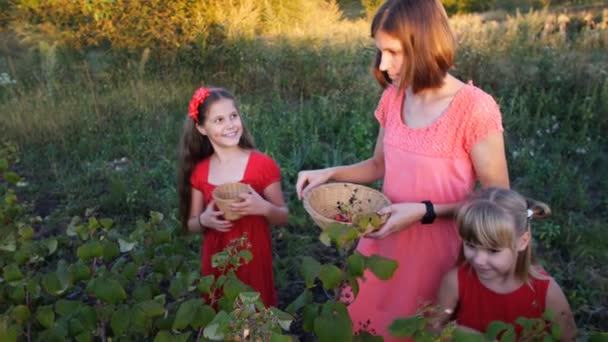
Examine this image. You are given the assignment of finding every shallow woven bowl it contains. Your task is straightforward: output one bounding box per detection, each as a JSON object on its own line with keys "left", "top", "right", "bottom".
{"left": 303, "top": 182, "right": 391, "bottom": 230}
{"left": 212, "top": 182, "right": 250, "bottom": 221}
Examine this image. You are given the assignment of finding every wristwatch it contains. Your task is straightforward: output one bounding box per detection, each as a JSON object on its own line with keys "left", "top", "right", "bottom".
{"left": 421, "top": 200, "right": 436, "bottom": 224}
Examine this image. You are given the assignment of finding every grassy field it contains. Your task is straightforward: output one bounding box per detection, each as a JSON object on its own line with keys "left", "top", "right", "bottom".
{"left": 1, "top": 1, "right": 607, "bottom": 337}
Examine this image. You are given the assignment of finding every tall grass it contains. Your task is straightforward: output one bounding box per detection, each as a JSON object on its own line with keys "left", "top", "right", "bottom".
{"left": 1, "top": 5, "right": 607, "bottom": 333}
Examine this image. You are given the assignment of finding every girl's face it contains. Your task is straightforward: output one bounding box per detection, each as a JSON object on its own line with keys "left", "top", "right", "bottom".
{"left": 197, "top": 98, "right": 243, "bottom": 148}
{"left": 462, "top": 232, "right": 530, "bottom": 282}
{"left": 463, "top": 242, "right": 516, "bottom": 281}
{"left": 375, "top": 30, "right": 404, "bottom": 86}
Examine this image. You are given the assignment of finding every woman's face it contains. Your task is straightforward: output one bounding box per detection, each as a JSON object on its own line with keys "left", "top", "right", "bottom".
{"left": 375, "top": 30, "right": 404, "bottom": 86}
{"left": 197, "top": 98, "right": 243, "bottom": 149}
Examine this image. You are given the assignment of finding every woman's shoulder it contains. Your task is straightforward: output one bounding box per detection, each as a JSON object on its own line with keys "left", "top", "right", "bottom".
{"left": 250, "top": 150, "right": 278, "bottom": 165}
{"left": 457, "top": 82, "right": 500, "bottom": 113}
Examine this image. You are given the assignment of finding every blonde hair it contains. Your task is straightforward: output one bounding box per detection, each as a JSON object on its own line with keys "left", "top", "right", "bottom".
{"left": 370, "top": 0, "right": 455, "bottom": 93}
{"left": 457, "top": 187, "right": 551, "bottom": 282}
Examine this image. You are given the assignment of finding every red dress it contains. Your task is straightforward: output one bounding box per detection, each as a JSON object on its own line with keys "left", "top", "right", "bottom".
{"left": 190, "top": 151, "right": 279, "bottom": 307}
{"left": 456, "top": 264, "right": 550, "bottom": 336}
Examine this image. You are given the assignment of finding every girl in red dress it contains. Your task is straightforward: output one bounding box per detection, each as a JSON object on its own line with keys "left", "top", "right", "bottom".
{"left": 434, "top": 187, "right": 576, "bottom": 340}
{"left": 177, "top": 86, "right": 288, "bottom": 307}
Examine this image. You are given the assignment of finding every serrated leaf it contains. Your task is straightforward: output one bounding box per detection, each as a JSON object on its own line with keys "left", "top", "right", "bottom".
{"left": 353, "top": 331, "right": 384, "bottom": 342}
{"left": 0, "top": 234, "right": 16, "bottom": 252}
{"left": 0, "top": 321, "right": 18, "bottom": 342}
{"left": 365, "top": 254, "right": 398, "bottom": 280}
{"left": 55, "top": 300, "right": 83, "bottom": 316}
{"left": 18, "top": 226, "right": 34, "bottom": 240}
{"left": 197, "top": 275, "right": 215, "bottom": 295}
{"left": 270, "top": 333, "right": 293, "bottom": 342}
{"left": 223, "top": 277, "right": 250, "bottom": 301}
{"left": 203, "top": 311, "right": 229, "bottom": 340}
{"left": 270, "top": 307, "right": 293, "bottom": 331}
{"left": 192, "top": 305, "right": 215, "bottom": 329}
{"left": 169, "top": 274, "right": 189, "bottom": 300}
{"left": 319, "top": 264, "right": 342, "bottom": 289}
{"left": 35, "top": 305, "right": 55, "bottom": 328}
{"left": 486, "top": 321, "right": 509, "bottom": 340}
{"left": 301, "top": 256, "right": 321, "bottom": 288}
{"left": 42, "top": 271, "right": 70, "bottom": 296}
{"left": 237, "top": 250, "right": 253, "bottom": 264}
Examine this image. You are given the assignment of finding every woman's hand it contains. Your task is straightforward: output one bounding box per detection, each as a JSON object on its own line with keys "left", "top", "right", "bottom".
{"left": 229, "top": 186, "right": 270, "bottom": 217}
{"left": 198, "top": 199, "right": 232, "bottom": 232}
{"left": 365, "top": 202, "right": 426, "bottom": 239}
{"left": 295, "top": 168, "right": 333, "bottom": 200}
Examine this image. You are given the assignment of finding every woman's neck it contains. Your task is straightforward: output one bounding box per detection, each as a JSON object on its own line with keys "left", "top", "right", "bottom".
{"left": 477, "top": 268, "right": 523, "bottom": 294}
{"left": 211, "top": 146, "right": 249, "bottom": 164}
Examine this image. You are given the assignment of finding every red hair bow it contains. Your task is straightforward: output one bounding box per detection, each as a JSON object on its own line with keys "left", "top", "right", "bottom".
{"left": 188, "top": 87, "right": 210, "bottom": 123}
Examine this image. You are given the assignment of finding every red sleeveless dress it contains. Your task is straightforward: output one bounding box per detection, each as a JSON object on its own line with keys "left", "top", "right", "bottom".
{"left": 190, "top": 151, "right": 279, "bottom": 307}
{"left": 456, "top": 264, "right": 550, "bottom": 336}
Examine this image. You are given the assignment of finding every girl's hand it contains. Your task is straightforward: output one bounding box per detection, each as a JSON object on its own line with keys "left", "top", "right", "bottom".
{"left": 295, "top": 168, "right": 333, "bottom": 200}
{"left": 229, "top": 186, "right": 270, "bottom": 217}
{"left": 199, "top": 199, "right": 233, "bottom": 232}
{"left": 365, "top": 203, "right": 426, "bottom": 239}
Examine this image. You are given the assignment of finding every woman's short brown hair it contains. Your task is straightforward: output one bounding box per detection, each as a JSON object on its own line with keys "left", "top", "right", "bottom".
{"left": 371, "top": 0, "right": 455, "bottom": 93}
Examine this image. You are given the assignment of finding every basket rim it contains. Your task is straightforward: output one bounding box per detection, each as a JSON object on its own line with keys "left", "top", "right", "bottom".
{"left": 302, "top": 182, "right": 390, "bottom": 228}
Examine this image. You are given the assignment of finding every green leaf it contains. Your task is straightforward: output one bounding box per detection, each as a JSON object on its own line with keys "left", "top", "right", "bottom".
{"left": 354, "top": 331, "right": 384, "bottom": 342}
{"left": 237, "top": 250, "right": 253, "bottom": 264}
{"left": 69, "top": 260, "right": 91, "bottom": 282}
{"left": 87, "top": 278, "right": 127, "bottom": 304}
{"left": 313, "top": 302, "right": 353, "bottom": 342}
{"left": 197, "top": 275, "right": 215, "bottom": 295}
{"left": 500, "top": 325, "right": 516, "bottom": 342}
{"left": 0, "top": 158, "right": 8, "bottom": 171}
{"left": 154, "top": 331, "right": 172, "bottom": 342}
{"left": 191, "top": 305, "right": 215, "bottom": 329}
{"left": 99, "top": 218, "right": 113, "bottom": 230}
{"left": 223, "top": 277, "right": 251, "bottom": 301}
{"left": 365, "top": 254, "right": 398, "bottom": 280}
{"left": 388, "top": 315, "right": 426, "bottom": 338}
{"left": 111, "top": 306, "right": 130, "bottom": 337}
{"left": 589, "top": 333, "right": 608, "bottom": 342}
{"left": 102, "top": 240, "right": 120, "bottom": 261}
{"left": 0, "top": 234, "right": 16, "bottom": 252}
{"left": 285, "top": 289, "right": 313, "bottom": 315}
{"left": 3, "top": 264, "right": 23, "bottom": 282}
{"left": 453, "top": 329, "right": 486, "bottom": 342}
{"left": 485, "top": 321, "right": 509, "bottom": 340}
{"left": 150, "top": 211, "right": 164, "bottom": 224}
{"left": 173, "top": 298, "right": 202, "bottom": 330}
{"left": 18, "top": 226, "right": 34, "bottom": 240}
{"left": 319, "top": 264, "right": 343, "bottom": 289}
{"left": 346, "top": 253, "right": 365, "bottom": 277}
{"left": 270, "top": 333, "right": 293, "bottom": 342}
{"left": 35, "top": 305, "right": 55, "bottom": 329}
{"left": 10, "top": 285, "right": 25, "bottom": 303}
{"left": 118, "top": 238, "right": 137, "bottom": 253}
{"left": 12, "top": 305, "right": 30, "bottom": 325}
{"left": 76, "top": 241, "right": 103, "bottom": 261}
{"left": 137, "top": 300, "right": 165, "bottom": 318}
{"left": 203, "top": 310, "right": 230, "bottom": 340}
{"left": 153, "top": 230, "right": 171, "bottom": 245}
{"left": 0, "top": 321, "right": 18, "bottom": 342}
{"left": 270, "top": 307, "right": 294, "bottom": 331}
{"left": 550, "top": 320, "right": 562, "bottom": 339}
{"left": 87, "top": 217, "right": 101, "bottom": 233}
{"left": 301, "top": 256, "right": 321, "bottom": 288}
{"left": 3, "top": 171, "right": 20, "bottom": 185}
{"left": 169, "top": 274, "right": 189, "bottom": 300}
{"left": 302, "top": 303, "right": 319, "bottom": 332}
{"left": 55, "top": 300, "right": 83, "bottom": 316}
{"left": 45, "top": 239, "right": 58, "bottom": 255}
{"left": 42, "top": 271, "right": 71, "bottom": 296}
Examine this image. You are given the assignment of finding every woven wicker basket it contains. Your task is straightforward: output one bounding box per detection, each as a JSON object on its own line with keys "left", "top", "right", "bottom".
{"left": 303, "top": 182, "right": 391, "bottom": 230}
{"left": 212, "top": 182, "right": 250, "bottom": 221}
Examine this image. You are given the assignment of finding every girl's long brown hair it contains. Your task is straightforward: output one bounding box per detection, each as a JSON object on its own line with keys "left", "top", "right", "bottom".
{"left": 177, "top": 88, "right": 255, "bottom": 232}
{"left": 456, "top": 187, "right": 551, "bottom": 282}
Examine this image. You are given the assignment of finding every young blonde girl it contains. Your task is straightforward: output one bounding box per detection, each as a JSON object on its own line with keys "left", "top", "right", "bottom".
{"left": 435, "top": 187, "right": 576, "bottom": 340}
{"left": 177, "top": 86, "right": 288, "bottom": 307}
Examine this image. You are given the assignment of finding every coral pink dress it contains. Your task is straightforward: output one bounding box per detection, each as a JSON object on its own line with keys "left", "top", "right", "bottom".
{"left": 347, "top": 82, "right": 503, "bottom": 340}
{"left": 190, "top": 151, "right": 279, "bottom": 307}
{"left": 456, "top": 264, "right": 550, "bottom": 337}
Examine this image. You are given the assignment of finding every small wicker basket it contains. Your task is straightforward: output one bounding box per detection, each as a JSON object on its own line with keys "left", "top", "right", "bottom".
{"left": 212, "top": 182, "right": 250, "bottom": 221}
{"left": 303, "top": 182, "right": 391, "bottom": 230}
